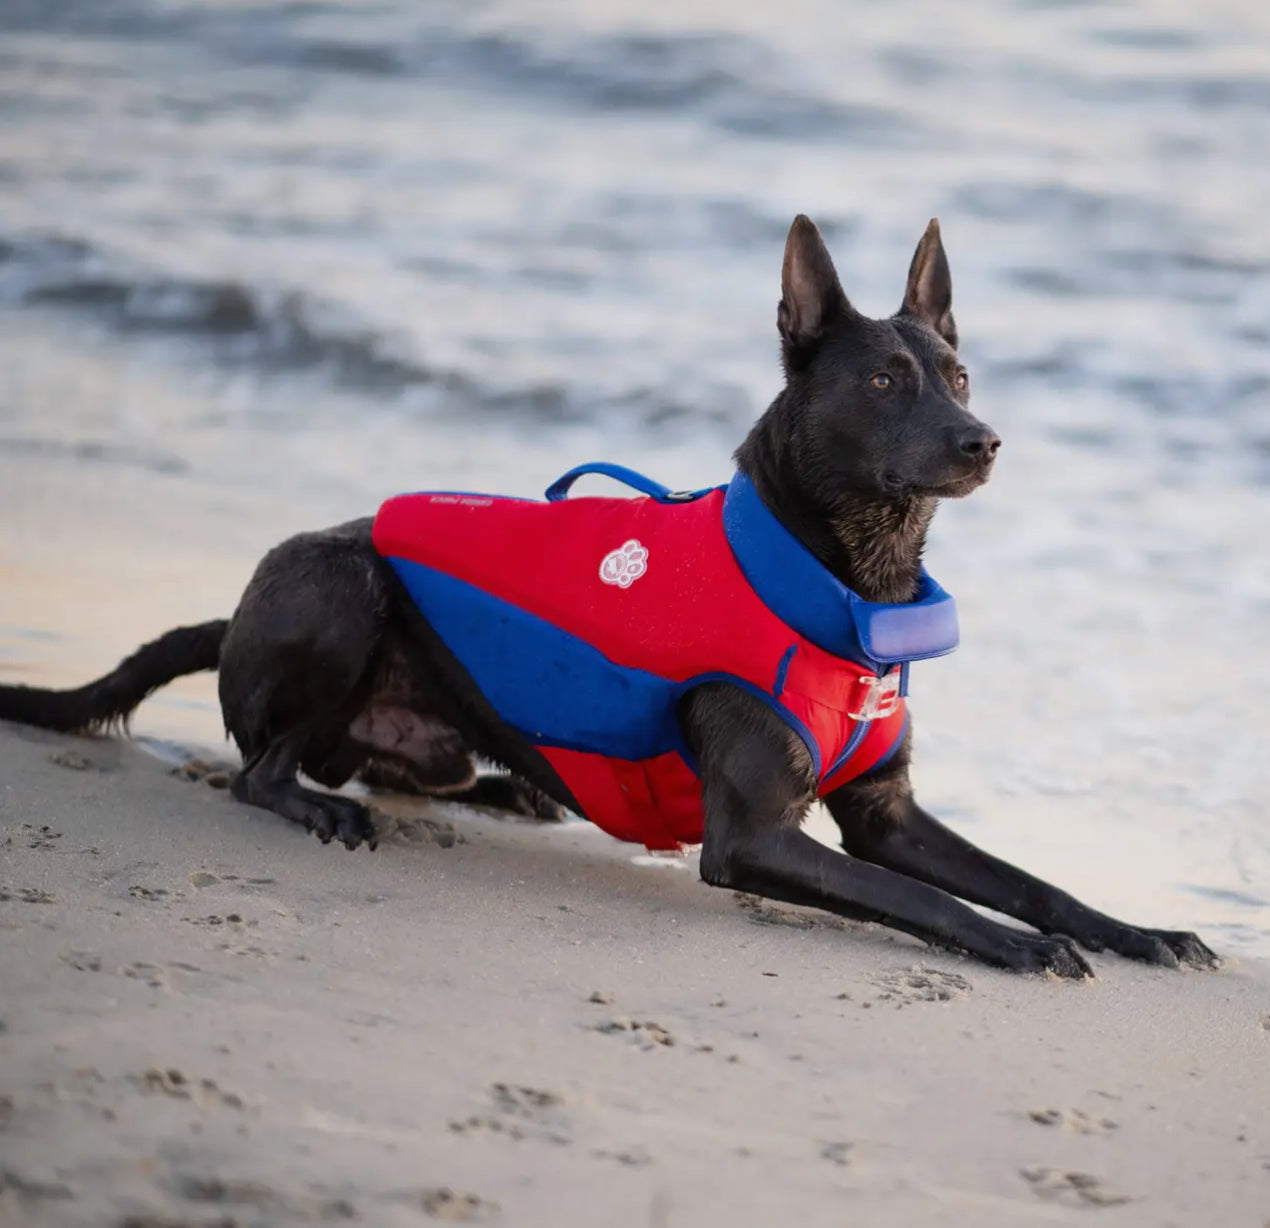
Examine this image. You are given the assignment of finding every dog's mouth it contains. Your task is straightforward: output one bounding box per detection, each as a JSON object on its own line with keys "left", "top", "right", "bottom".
{"left": 927, "top": 467, "right": 993, "bottom": 499}
{"left": 883, "top": 463, "right": 994, "bottom": 500}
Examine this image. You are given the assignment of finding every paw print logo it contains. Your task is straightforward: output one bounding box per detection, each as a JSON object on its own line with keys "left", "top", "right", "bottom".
{"left": 599, "top": 539, "right": 649, "bottom": 588}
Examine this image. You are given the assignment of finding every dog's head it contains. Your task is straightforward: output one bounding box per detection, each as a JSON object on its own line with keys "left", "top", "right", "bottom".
{"left": 771, "top": 214, "right": 999, "bottom": 504}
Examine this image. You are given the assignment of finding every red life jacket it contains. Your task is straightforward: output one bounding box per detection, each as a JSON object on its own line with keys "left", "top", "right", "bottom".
{"left": 372, "top": 464, "right": 958, "bottom": 851}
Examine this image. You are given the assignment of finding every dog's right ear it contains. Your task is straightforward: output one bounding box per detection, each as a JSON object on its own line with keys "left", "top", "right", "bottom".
{"left": 901, "top": 218, "right": 957, "bottom": 348}
{"left": 778, "top": 215, "right": 849, "bottom": 361}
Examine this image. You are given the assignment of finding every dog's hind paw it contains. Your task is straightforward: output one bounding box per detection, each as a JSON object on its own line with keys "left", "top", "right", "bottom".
{"left": 302, "top": 794, "right": 379, "bottom": 851}
{"left": 452, "top": 774, "right": 567, "bottom": 823}
{"left": 231, "top": 768, "right": 381, "bottom": 850}
{"left": 514, "top": 782, "right": 568, "bottom": 823}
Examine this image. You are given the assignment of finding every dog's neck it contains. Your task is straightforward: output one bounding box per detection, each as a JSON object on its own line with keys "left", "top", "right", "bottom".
{"left": 735, "top": 413, "right": 935, "bottom": 606}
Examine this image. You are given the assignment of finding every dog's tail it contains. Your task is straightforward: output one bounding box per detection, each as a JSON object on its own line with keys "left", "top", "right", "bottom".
{"left": 0, "top": 620, "right": 229, "bottom": 734}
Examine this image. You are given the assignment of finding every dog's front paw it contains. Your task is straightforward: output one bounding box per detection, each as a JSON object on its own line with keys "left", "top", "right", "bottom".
{"left": 1085, "top": 923, "right": 1219, "bottom": 970}
{"left": 1135, "top": 928, "right": 1221, "bottom": 970}
{"left": 1094, "top": 926, "right": 1180, "bottom": 968}
{"left": 999, "top": 933, "right": 1093, "bottom": 980}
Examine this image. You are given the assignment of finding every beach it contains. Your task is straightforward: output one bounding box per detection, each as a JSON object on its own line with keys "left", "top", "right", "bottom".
{"left": 3, "top": 422, "right": 1270, "bottom": 1225}
{"left": 2, "top": 716, "right": 1269, "bottom": 1228}
{"left": 4, "top": 0, "right": 1270, "bottom": 1221}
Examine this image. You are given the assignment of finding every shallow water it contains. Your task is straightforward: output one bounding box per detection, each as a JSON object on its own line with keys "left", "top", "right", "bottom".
{"left": 1, "top": 0, "right": 1267, "bottom": 955}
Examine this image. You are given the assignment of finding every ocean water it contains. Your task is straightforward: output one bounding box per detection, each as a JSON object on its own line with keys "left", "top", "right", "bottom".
{"left": 1, "top": 0, "right": 1268, "bottom": 955}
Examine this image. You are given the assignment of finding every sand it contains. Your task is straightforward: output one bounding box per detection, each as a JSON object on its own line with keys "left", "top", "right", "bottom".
{"left": 2, "top": 721, "right": 1269, "bottom": 1228}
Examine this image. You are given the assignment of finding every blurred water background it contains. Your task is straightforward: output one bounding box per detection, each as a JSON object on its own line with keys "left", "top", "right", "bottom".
{"left": 1, "top": 0, "right": 1267, "bottom": 954}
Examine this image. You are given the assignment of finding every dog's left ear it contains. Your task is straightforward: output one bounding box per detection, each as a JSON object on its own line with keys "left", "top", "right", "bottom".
{"left": 901, "top": 218, "right": 958, "bottom": 349}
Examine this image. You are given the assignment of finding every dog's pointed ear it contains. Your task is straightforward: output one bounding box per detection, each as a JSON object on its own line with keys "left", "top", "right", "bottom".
{"left": 901, "top": 218, "right": 957, "bottom": 348}
{"left": 778, "top": 215, "right": 849, "bottom": 357}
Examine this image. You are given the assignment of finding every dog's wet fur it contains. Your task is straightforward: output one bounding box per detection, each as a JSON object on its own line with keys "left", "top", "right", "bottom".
{"left": 0, "top": 216, "right": 1218, "bottom": 977}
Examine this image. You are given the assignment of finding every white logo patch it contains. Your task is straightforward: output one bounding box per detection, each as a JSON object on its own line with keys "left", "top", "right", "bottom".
{"left": 599, "top": 539, "right": 649, "bottom": 588}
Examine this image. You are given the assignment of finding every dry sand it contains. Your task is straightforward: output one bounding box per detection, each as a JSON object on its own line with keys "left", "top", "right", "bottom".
{"left": 1, "top": 722, "right": 1269, "bottom": 1228}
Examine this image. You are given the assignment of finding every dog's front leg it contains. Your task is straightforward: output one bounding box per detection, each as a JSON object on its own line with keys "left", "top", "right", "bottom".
{"left": 824, "top": 735, "right": 1218, "bottom": 969}
{"left": 680, "top": 686, "right": 1091, "bottom": 977}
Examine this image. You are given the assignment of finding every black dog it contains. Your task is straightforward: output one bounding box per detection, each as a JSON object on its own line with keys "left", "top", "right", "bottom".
{"left": 0, "top": 216, "right": 1217, "bottom": 978}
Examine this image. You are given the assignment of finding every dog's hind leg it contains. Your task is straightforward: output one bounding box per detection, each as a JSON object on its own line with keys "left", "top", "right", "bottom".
{"left": 824, "top": 733, "right": 1219, "bottom": 969}
{"left": 292, "top": 624, "right": 564, "bottom": 822}
{"left": 331, "top": 703, "right": 477, "bottom": 794}
{"left": 440, "top": 775, "right": 566, "bottom": 821}
{"left": 233, "top": 727, "right": 378, "bottom": 849}
{"left": 354, "top": 751, "right": 475, "bottom": 796}
{"left": 355, "top": 762, "right": 564, "bottom": 820}
{"left": 340, "top": 719, "right": 564, "bottom": 820}
{"left": 219, "top": 519, "right": 391, "bottom": 850}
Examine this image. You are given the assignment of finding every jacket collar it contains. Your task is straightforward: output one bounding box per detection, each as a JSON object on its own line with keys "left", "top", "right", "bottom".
{"left": 720, "top": 471, "right": 959, "bottom": 671}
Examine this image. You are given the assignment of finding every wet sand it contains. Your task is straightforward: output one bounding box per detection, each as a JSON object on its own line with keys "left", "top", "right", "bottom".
{"left": 2, "top": 720, "right": 1269, "bottom": 1227}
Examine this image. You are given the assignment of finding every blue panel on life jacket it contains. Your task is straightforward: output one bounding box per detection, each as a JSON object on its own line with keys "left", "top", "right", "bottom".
{"left": 387, "top": 556, "right": 680, "bottom": 761}
{"left": 383, "top": 553, "right": 823, "bottom": 776}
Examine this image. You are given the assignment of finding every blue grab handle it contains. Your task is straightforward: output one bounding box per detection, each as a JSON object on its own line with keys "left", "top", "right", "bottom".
{"left": 546, "top": 462, "right": 705, "bottom": 503}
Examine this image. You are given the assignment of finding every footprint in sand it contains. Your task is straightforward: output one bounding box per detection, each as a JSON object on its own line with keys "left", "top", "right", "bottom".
{"left": 28, "top": 1067, "right": 116, "bottom": 1123}
{"left": 167, "top": 1172, "right": 355, "bottom": 1221}
{"left": 121, "top": 962, "right": 166, "bottom": 988}
{"left": 733, "top": 891, "right": 848, "bottom": 931}
{"left": 49, "top": 749, "right": 95, "bottom": 771}
{"left": 592, "top": 1017, "right": 676, "bottom": 1049}
{"left": 488, "top": 1082, "right": 563, "bottom": 1116}
{"left": 215, "top": 942, "right": 270, "bottom": 959}
{"left": 171, "top": 758, "right": 234, "bottom": 789}
{"left": 1029, "top": 1107, "right": 1119, "bottom": 1136}
{"left": 0, "top": 1168, "right": 76, "bottom": 1208}
{"left": 821, "top": 1141, "right": 853, "bottom": 1167}
{"left": 450, "top": 1082, "right": 569, "bottom": 1146}
{"left": 591, "top": 1146, "right": 654, "bottom": 1168}
{"left": 117, "top": 959, "right": 211, "bottom": 990}
{"left": 869, "top": 965, "right": 972, "bottom": 1006}
{"left": 128, "top": 884, "right": 172, "bottom": 902}
{"left": 415, "top": 1186, "right": 500, "bottom": 1221}
{"left": 183, "top": 912, "right": 249, "bottom": 929}
{"left": 380, "top": 814, "right": 465, "bottom": 848}
{"left": 1020, "top": 1166, "right": 1132, "bottom": 1208}
{"left": 0, "top": 887, "right": 56, "bottom": 904}
{"left": 60, "top": 951, "right": 102, "bottom": 972}
{"left": 134, "top": 1067, "right": 246, "bottom": 1110}
{"left": 12, "top": 824, "right": 62, "bottom": 850}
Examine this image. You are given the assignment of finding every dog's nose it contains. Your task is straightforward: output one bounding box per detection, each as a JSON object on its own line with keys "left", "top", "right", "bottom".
{"left": 958, "top": 426, "right": 1001, "bottom": 460}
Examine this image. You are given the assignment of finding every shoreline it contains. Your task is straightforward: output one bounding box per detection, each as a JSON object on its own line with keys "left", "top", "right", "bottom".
{"left": 2, "top": 721, "right": 1268, "bottom": 1227}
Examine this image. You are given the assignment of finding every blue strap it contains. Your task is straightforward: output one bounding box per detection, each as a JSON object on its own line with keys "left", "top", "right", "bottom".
{"left": 545, "top": 462, "right": 709, "bottom": 504}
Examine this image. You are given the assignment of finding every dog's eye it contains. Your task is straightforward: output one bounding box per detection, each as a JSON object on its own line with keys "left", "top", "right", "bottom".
{"left": 953, "top": 369, "right": 970, "bottom": 392}
{"left": 871, "top": 373, "right": 893, "bottom": 390}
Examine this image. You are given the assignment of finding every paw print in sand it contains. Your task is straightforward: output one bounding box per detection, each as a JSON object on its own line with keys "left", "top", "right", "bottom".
{"left": 599, "top": 539, "right": 649, "bottom": 589}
